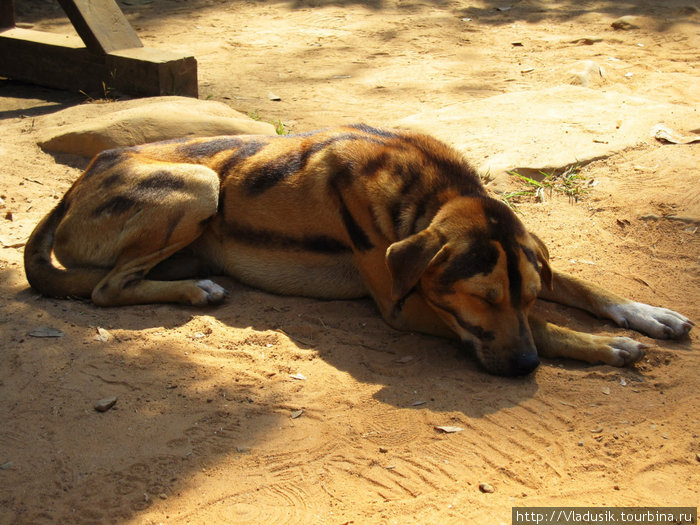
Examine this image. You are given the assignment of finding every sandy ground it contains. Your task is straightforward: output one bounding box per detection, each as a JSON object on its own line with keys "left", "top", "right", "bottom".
{"left": 1, "top": 0, "right": 699, "bottom": 523}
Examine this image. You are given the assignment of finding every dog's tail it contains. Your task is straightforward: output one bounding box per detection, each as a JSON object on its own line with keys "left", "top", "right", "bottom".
{"left": 24, "top": 199, "right": 107, "bottom": 299}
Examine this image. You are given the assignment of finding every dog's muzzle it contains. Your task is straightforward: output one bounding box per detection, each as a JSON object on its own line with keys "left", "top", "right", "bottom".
{"left": 510, "top": 352, "right": 540, "bottom": 376}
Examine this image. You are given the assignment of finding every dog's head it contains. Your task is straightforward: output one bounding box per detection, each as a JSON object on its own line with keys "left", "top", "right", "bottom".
{"left": 386, "top": 196, "right": 552, "bottom": 376}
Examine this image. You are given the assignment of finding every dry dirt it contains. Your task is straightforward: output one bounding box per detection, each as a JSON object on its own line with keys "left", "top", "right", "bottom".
{"left": 1, "top": 1, "right": 699, "bottom": 523}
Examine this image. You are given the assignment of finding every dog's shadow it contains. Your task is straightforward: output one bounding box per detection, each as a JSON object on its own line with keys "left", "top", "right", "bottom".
{"left": 14, "top": 275, "right": 547, "bottom": 418}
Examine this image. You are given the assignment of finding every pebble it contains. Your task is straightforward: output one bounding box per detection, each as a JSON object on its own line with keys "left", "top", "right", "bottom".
{"left": 379, "top": 447, "right": 389, "bottom": 453}
{"left": 28, "top": 326, "right": 65, "bottom": 338}
{"left": 696, "top": 453, "right": 700, "bottom": 462}
{"left": 94, "top": 396, "right": 118, "bottom": 412}
{"left": 479, "top": 482, "right": 495, "bottom": 493}
{"left": 611, "top": 16, "right": 640, "bottom": 30}
{"left": 570, "top": 37, "right": 603, "bottom": 45}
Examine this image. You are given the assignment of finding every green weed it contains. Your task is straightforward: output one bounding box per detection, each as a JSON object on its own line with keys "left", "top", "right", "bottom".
{"left": 504, "top": 163, "right": 590, "bottom": 209}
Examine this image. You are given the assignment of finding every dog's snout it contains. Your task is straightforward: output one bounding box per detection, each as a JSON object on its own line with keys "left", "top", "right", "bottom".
{"left": 512, "top": 352, "right": 540, "bottom": 375}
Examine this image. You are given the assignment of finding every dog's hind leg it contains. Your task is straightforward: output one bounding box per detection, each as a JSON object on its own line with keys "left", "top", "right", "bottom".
{"left": 538, "top": 270, "right": 693, "bottom": 339}
{"left": 87, "top": 164, "right": 225, "bottom": 307}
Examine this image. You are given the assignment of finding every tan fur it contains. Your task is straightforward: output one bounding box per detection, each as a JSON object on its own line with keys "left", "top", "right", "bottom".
{"left": 24, "top": 125, "right": 693, "bottom": 375}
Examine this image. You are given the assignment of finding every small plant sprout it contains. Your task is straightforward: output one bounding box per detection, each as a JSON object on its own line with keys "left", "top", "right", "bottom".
{"left": 504, "top": 163, "right": 590, "bottom": 210}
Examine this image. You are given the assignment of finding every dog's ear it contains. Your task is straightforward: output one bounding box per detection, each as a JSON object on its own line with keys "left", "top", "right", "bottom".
{"left": 386, "top": 230, "right": 444, "bottom": 301}
{"left": 530, "top": 233, "right": 553, "bottom": 290}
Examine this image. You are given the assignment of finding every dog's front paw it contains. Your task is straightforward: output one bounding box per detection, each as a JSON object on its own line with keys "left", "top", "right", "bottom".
{"left": 191, "top": 279, "right": 228, "bottom": 305}
{"left": 605, "top": 336, "right": 647, "bottom": 367}
{"left": 607, "top": 302, "right": 694, "bottom": 339}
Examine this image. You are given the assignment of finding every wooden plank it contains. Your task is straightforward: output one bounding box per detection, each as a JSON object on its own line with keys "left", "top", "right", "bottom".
{"left": 0, "top": 28, "right": 107, "bottom": 93}
{"left": 0, "top": 28, "right": 197, "bottom": 97}
{"left": 57, "top": 0, "right": 142, "bottom": 54}
{"left": 108, "top": 47, "right": 198, "bottom": 97}
{"left": 1, "top": 0, "right": 15, "bottom": 28}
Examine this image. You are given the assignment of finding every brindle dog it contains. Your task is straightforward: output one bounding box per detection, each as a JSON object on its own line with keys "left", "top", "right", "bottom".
{"left": 24, "top": 125, "right": 693, "bottom": 375}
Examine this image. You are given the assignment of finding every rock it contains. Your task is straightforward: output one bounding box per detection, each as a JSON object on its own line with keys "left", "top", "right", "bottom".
{"left": 94, "top": 396, "right": 118, "bottom": 412}
{"left": 479, "top": 482, "right": 495, "bottom": 493}
{"left": 611, "top": 16, "right": 640, "bottom": 30}
{"left": 570, "top": 37, "right": 603, "bottom": 45}
{"left": 560, "top": 60, "right": 607, "bottom": 88}
{"left": 435, "top": 425, "right": 464, "bottom": 433}
{"left": 28, "top": 326, "right": 65, "bottom": 338}
{"left": 37, "top": 96, "right": 277, "bottom": 158}
{"left": 396, "top": 86, "right": 698, "bottom": 191}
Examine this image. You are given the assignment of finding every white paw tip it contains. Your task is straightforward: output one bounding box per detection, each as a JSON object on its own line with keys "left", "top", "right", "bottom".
{"left": 196, "top": 279, "right": 227, "bottom": 304}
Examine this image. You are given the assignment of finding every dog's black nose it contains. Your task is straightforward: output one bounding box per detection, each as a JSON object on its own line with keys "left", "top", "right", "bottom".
{"left": 512, "top": 353, "right": 540, "bottom": 375}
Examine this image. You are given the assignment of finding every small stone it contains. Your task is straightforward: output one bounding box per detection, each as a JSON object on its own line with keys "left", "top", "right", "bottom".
{"left": 479, "top": 482, "right": 495, "bottom": 493}
{"left": 611, "top": 16, "right": 640, "bottom": 30}
{"left": 379, "top": 447, "right": 388, "bottom": 453}
{"left": 159, "top": 493, "right": 168, "bottom": 500}
{"left": 570, "top": 37, "right": 603, "bottom": 45}
{"left": 268, "top": 92, "right": 282, "bottom": 101}
{"left": 28, "top": 326, "right": 65, "bottom": 338}
{"left": 94, "top": 396, "right": 117, "bottom": 412}
{"left": 695, "top": 453, "right": 700, "bottom": 462}
{"left": 95, "top": 327, "right": 111, "bottom": 342}
{"left": 435, "top": 425, "right": 464, "bottom": 433}
{"left": 679, "top": 5, "right": 699, "bottom": 15}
